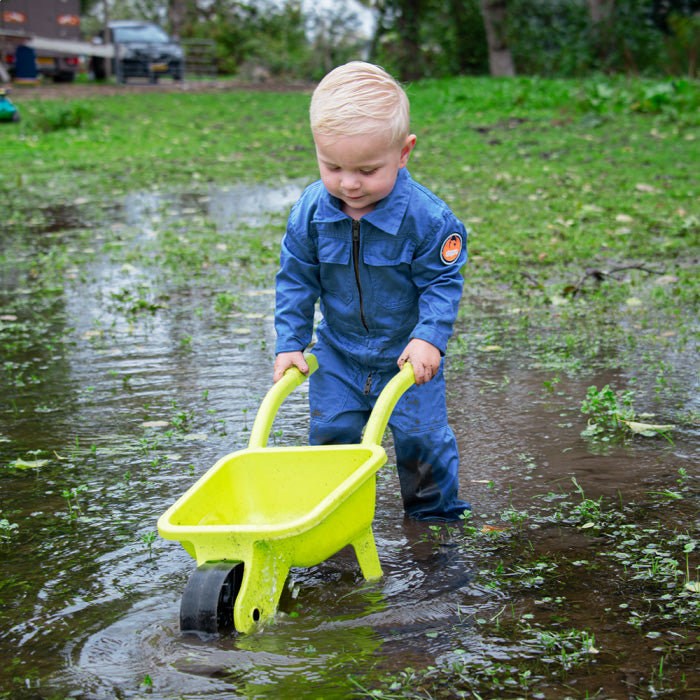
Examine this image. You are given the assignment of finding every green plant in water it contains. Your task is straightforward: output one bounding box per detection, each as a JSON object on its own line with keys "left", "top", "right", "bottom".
{"left": 570, "top": 477, "right": 603, "bottom": 525}
{"left": 0, "top": 512, "right": 19, "bottom": 543}
{"left": 460, "top": 509, "right": 478, "bottom": 536}
{"left": 684, "top": 541, "right": 700, "bottom": 593}
{"left": 501, "top": 506, "right": 528, "bottom": 530}
{"left": 62, "top": 484, "right": 87, "bottom": 519}
{"left": 141, "top": 531, "right": 157, "bottom": 558}
{"left": 580, "top": 383, "right": 636, "bottom": 440}
{"left": 170, "top": 400, "right": 193, "bottom": 433}
{"left": 214, "top": 291, "right": 239, "bottom": 315}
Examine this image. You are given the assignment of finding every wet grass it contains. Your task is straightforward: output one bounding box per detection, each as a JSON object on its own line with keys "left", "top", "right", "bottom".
{"left": 387, "top": 474, "right": 700, "bottom": 699}
{"left": 1, "top": 76, "right": 699, "bottom": 699}
{"left": 5, "top": 76, "right": 699, "bottom": 330}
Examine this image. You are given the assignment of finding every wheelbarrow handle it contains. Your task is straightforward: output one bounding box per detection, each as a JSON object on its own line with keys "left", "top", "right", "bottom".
{"left": 248, "top": 353, "right": 319, "bottom": 448}
{"left": 362, "top": 362, "right": 415, "bottom": 447}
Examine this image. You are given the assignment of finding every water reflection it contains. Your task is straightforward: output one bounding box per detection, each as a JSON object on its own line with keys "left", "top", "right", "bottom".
{"left": 121, "top": 180, "right": 304, "bottom": 233}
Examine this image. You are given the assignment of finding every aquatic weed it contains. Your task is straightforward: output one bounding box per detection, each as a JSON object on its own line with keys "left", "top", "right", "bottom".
{"left": 62, "top": 484, "right": 87, "bottom": 519}
{"left": 0, "top": 512, "right": 19, "bottom": 543}
{"left": 580, "top": 383, "right": 636, "bottom": 440}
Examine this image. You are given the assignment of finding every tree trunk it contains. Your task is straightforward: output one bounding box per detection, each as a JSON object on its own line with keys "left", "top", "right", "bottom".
{"left": 587, "top": 0, "right": 614, "bottom": 25}
{"left": 450, "top": 0, "right": 471, "bottom": 73}
{"left": 479, "top": 0, "right": 515, "bottom": 76}
{"left": 587, "top": 0, "right": 615, "bottom": 67}
{"left": 395, "top": 0, "right": 423, "bottom": 81}
{"left": 168, "top": 0, "right": 187, "bottom": 39}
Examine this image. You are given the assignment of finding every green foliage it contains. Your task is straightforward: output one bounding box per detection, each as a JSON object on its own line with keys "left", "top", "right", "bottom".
{"left": 181, "top": 0, "right": 365, "bottom": 80}
{"left": 580, "top": 384, "right": 636, "bottom": 439}
{"left": 665, "top": 12, "right": 700, "bottom": 77}
{"left": 372, "top": 0, "right": 489, "bottom": 79}
{"left": 77, "top": 0, "right": 700, "bottom": 80}
{"left": 507, "top": 0, "right": 666, "bottom": 77}
{"left": 28, "top": 101, "right": 95, "bottom": 132}
{"left": 209, "top": 2, "right": 309, "bottom": 77}
{"left": 0, "top": 512, "right": 19, "bottom": 542}
{"left": 506, "top": 0, "right": 594, "bottom": 77}
{"left": 575, "top": 76, "right": 700, "bottom": 117}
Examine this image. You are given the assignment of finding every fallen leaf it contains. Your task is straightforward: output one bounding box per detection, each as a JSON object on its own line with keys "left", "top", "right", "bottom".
{"left": 685, "top": 582, "right": 700, "bottom": 593}
{"left": 141, "top": 420, "right": 169, "bottom": 428}
{"left": 615, "top": 214, "right": 634, "bottom": 223}
{"left": 481, "top": 524, "right": 510, "bottom": 533}
{"left": 635, "top": 183, "right": 658, "bottom": 193}
{"left": 11, "top": 458, "right": 50, "bottom": 469}
{"left": 183, "top": 433, "right": 208, "bottom": 441}
{"left": 621, "top": 419, "right": 675, "bottom": 436}
{"left": 479, "top": 345, "right": 503, "bottom": 352}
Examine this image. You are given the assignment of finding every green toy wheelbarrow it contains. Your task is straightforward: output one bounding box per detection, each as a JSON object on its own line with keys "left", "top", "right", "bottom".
{"left": 157, "top": 354, "right": 415, "bottom": 635}
{"left": 0, "top": 88, "right": 20, "bottom": 123}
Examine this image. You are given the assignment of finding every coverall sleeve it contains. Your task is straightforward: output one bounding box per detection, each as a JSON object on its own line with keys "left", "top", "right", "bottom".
{"left": 274, "top": 204, "right": 321, "bottom": 354}
{"left": 409, "top": 213, "right": 468, "bottom": 354}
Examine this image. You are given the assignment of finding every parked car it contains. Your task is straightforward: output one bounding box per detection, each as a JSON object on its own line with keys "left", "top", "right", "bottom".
{"left": 90, "top": 20, "right": 184, "bottom": 83}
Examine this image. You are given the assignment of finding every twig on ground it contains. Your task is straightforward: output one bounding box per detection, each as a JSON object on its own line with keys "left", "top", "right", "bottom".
{"left": 565, "top": 263, "right": 665, "bottom": 298}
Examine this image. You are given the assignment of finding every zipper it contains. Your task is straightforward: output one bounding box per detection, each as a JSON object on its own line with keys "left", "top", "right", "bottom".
{"left": 352, "top": 219, "right": 369, "bottom": 331}
{"left": 352, "top": 220, "right": 370, "bottom": 395}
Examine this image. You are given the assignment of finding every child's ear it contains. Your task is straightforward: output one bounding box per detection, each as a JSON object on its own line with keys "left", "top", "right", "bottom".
{"left": 399, "top": 134, "right": 417, "bottom": 168}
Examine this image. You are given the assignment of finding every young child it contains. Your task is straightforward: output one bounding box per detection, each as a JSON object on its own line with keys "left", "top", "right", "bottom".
{"left": 273, "top": 61, "right": 469, "bottom": 522}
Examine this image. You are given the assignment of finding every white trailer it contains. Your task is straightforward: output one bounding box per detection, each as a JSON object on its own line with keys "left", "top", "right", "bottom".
{"left": 0, "top": 0, "right": 84, "bottom": 82}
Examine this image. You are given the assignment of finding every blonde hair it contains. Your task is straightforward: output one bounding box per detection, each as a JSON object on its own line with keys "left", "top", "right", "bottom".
{"left": 310, "top": 61, "right": 410, "bottom": 146}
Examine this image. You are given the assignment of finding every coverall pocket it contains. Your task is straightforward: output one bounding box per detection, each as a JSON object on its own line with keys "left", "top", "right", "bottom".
{"left": 364, "top": 237, "right": 417, "bottom": 310}
{"left": 318, "top": 233, "right": 353, "bottom": 305}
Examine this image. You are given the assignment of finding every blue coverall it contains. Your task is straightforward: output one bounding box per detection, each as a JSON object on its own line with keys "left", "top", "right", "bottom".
{"left": 275, "top": 168, "right": 469, "bottom": 521}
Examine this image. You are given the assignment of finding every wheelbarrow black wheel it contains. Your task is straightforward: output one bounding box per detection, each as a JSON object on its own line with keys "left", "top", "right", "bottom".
{"left": 180, "top": 561, "right": 244, "bottom": 635}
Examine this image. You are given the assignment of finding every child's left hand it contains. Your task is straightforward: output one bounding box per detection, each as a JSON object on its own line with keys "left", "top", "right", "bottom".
{"left": 397, "top": 338, "right": 441, "bottom": 385}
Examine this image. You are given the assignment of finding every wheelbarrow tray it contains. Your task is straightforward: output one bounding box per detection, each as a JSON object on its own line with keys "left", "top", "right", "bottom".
{"left": 157, "top": 442, "right": 386, "bottom": 569}
{"left": 157, "top": 355, "right": 415, "bottom": 634}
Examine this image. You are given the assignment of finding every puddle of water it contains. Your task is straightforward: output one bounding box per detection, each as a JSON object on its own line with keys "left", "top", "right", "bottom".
{"left": 1, "top": 183, "right": 698, "bottom": 699}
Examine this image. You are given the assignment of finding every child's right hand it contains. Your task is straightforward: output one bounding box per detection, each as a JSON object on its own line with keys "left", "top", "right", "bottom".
{"left": 273, "top": 351, "right": 309, "bottom": 383}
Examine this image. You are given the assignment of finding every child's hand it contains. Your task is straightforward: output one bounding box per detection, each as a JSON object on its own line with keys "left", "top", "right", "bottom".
{"left": 273, "top": 351, "right": 309, "bottom": 383}
{"left": 397, "top": 338, "right": 441, "bottom": 385}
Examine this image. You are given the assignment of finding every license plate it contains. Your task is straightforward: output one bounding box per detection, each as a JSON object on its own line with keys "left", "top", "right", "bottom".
{"left": 37, "top": 57, "right": 55, "bottom": 66}
{"left": 149, "top": 62, "right": 168, "bottom": 72}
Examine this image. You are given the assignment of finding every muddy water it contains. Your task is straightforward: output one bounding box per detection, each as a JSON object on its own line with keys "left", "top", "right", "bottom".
{"left": 1, "top": 185, "right": 698, "bottom": 700}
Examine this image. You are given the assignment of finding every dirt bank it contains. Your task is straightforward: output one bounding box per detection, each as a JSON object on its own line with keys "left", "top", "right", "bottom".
{"left": 6, "top": 77, "right": 314, "bottom": 102}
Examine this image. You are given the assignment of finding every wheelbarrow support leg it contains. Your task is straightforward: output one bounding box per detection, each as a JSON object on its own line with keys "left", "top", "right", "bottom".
{"left": 351, "top": 526, "right": 382, "bottom": 580}
{"left": 233, "top": 541, "right": 290, "bottom": 633}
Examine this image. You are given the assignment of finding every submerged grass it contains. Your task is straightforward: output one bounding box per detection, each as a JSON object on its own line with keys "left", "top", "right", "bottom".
{"left": 360, "top": 472, "right": 700, "bottom": 699}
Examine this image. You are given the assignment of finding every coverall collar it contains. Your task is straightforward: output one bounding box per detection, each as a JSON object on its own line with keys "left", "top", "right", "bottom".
{"left": 314, "top": 168, "right": 412, "bottom": 236}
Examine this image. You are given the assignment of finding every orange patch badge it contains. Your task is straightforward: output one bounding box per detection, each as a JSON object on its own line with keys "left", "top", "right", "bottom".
{"left": 440, "top": 233, "right": 463, "bottom": 265}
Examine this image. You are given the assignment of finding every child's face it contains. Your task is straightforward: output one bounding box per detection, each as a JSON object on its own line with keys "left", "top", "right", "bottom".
{"left": 314, "top": 129, "right": 416, "bottom": 220}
